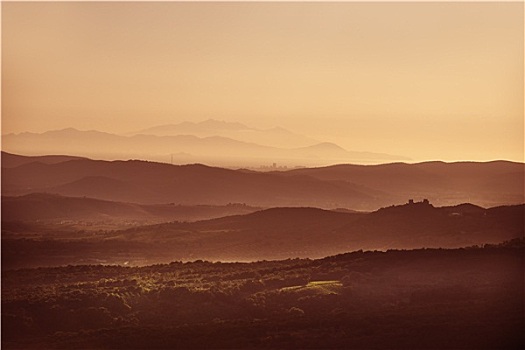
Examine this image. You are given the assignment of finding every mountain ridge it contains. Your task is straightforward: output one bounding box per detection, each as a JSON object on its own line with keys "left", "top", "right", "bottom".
{"left": 2, "top": 127, "right": 408, "bottom": 166}
{"left": 2, "top": 152, "right": 523, "bottom": 210}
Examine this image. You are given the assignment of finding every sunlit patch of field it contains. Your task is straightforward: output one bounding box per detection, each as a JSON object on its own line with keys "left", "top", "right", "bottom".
{"left": 280, "top": 280, "right": 343, "bottom": 295}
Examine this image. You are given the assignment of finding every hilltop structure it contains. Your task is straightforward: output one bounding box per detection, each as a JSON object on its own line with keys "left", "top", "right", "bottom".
{"left": 407, "top": 199, "right": 430, "bottom": 205}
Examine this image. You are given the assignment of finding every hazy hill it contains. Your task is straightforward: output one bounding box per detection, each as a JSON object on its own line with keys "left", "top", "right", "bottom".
{"left": 280, "top": 161, "right": 524, "bottom": 207}
{"left": 1, "top": 128, "right": 407, "bottom": 166}
{"left": 134, "top": 119, "right": 320, "bottom": 149}
{"left": 2, "top": 152, "right": 523, "bottom": 209}
{"left": 1, "top": 151, "right": 86, "bottom": 168}
{"left": 2, "top": 155, "right": 376, "bottom": 209}
{"left": 108, "top": 202, "right": 522, "bottom": 261}
{"left": 1, "top": 193, "right": 261, "bottom": 224}
{"left": 136, "top": 119, "right": 253, "bottom": 134}
{"left": 3, "top": 203, "right": 522, "bottom": 266}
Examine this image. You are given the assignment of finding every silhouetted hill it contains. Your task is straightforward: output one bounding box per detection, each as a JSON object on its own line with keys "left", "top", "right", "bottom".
{"left": 136, "top": 119, "right": 252, "bottom": 134}
{"left": 95, "top": 203, "right": 523, "bottom": 262}
{"left": 192, "top": 207, "right": 362, "bottom": 231}
{"left": 298, "top": 142, "right": 347, "bottom": 153}
{"left": 3, "top": 203, "right": 522, "bottom": 267}
{"left": 1, "top": 193, "right": 261, "bottom": 224}
{"left": 133, "top": 119, "right": 320, "bottom": 148}
{"left": 3, "top": 153, "right": 523, "bottom": 209}
{"left": 51, "top": 176, "right": 159, "bottom": 204}
{"left": 352, "top": 201, "right": 524, "bottom": 249}
{"left": 1, "top": 151, "right": 86, "bottom": 168}
{"left": 440, "top": 202, "right": 486, "bottom": 215}
{"left": 2, "top": 156, "right": 375, "bottom": 208}
{"left": 283, "top": 161, "right": 524, "bottom": 207}
{"left": 2, "top": 128, "right": 407, "bottom": 166}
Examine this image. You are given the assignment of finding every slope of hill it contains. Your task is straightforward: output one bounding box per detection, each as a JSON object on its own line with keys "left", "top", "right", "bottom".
{"left": 1, "top": 151, "right": 86, "bottom": 168}
{"left": 1, "top": 156, "right": 379, "bottom": 209}
{"left": 3, "top": 245, "right": 523, "bottom": 349}
{"left": 3, "top": 153, "right": 523, "bottom": 209}
{"left": 112, "top": 202, "right": 522, "bottom": 261}
{"left": 281, "top": 161, "right": 524, "bottom": 207}
{"left": 3, "top": 203, "right": 522, "bottom": 267}
{"left": 1, "top": 193, "right": 261, "bottom": 225}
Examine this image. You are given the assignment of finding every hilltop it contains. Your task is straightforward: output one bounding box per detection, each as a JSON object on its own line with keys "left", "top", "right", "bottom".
{"left": 3, "top": 202, "right": 522, "bottom": 268}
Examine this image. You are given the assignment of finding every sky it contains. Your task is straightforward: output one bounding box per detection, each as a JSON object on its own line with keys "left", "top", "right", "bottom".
{"left": 2, "top": 2, "right": 523, "bottom": 162}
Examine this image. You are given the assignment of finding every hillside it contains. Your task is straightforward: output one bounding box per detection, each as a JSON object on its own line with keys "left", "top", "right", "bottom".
{"left": 280, "top": 161, "right": 524, "bottom": 208}
{"left": 109, "top": 202, "right": 523, "bottom": 261}
{"left": 2, "top": 244, "right": 523, "bottom": 349}
{"left": 2, "top": 152, "right": 523, "bottom": 210}
{"left": 1, "top": 151, "right": 86, "bottom": 168}
{"left": 1, "top": 193, "right": 261, "bottom": 225}
{"left": 1, "top": 155, "right": 379, "bottom": 209}
{"left": 3, "top": 202, "right": 522, "bottom": 268}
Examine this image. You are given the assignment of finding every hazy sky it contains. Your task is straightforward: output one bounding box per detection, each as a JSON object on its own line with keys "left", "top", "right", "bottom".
{"left": 2, "top": 2, "right": 523, "bottom": 162}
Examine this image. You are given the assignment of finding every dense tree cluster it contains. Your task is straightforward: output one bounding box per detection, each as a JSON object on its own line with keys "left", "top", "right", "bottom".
{"left": 2, "top": 242, "right": 523, "bottom": 349}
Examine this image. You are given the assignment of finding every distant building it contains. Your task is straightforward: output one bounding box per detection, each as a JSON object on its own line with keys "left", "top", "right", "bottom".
{"left": 407, "top": 199, "right": 430, "bottom": 205}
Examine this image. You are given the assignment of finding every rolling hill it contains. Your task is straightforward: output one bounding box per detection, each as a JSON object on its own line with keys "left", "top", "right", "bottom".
{"left": 1, "top": 193, "right": 261, "bottom": 224}
{"left": 2, "top": 152, "right": 523, "bottom": 209}
{"left": 1, "top": 154, "right": 380, "bottom": 209}
{"left": 279, "top": 161, "right": 524, "bottom": 208}
{"left": 105, "top": 202, "right": 523, "bottom": 261}
{"left": 1, "top": 151, "right": 86, "bottom": 168}
{"left": 3, "top": 202, "right": 522, "bottom": 267}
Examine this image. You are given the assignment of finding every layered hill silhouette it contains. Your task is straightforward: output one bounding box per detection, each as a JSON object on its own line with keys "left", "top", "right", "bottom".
{"left": 2, "top": 152, "right": 523, "bottom": 210}
{"left": 133, "top": 119, "right": 320, "bottom": 149}
{"left": 1, "top": 153, "right": 381, "bottom": 209}
{"left": 279, "top": 161, "right": 524, "bottom": 208}
{"left": 1, "top": 193, "right": 260, "bottom": 224}
{"left": 1, "top": 151, "right": 86, "bottom": 168}
{"left": 3, "top": 202, "right": 523, "bottom": 267}
{"left": 98, "top": 202, "right": 525, "bottom": 261}
{"left": 1, "top": 126, "right": 407, "bottom": 166}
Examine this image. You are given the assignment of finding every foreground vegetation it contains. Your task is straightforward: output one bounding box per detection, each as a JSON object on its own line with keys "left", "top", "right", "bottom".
{"left": 2, "top": 240, "right": 523, "bottom": 349}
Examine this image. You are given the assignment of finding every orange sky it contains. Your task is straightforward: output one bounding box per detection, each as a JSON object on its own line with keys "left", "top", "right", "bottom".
{"left": 2, "top": 2, "right": 523, "bottom": 162}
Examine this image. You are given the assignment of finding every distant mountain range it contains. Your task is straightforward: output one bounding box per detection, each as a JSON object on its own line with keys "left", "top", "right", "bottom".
{"left": 2, "top": 120, "right": 409, "bottom": 166}
{"left": 132, "top": 119, "right": 320, "bottom": 148}
{"left": 2, "top": 152, "right": 523, "bottom": 210}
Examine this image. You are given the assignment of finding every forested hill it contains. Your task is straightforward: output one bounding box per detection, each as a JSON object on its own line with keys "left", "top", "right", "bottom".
{"left": 3, "top": 202, "right": 523, "bottom": 268}
{"left": 2, "top": 243, "right": 523, "bottom": 349}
